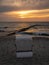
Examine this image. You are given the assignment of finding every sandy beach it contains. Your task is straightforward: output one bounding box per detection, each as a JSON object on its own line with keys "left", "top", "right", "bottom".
{"left": 0, "top": 35, "right": 49, "bottom": 65}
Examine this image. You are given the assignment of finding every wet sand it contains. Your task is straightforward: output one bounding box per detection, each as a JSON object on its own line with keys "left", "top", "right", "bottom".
{"left": 0, "top": 35, "right": 49, "bottom": 65}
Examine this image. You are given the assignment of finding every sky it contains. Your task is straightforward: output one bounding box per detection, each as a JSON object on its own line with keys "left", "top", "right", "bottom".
{"left": 0, "top": 0, "right": 49, "bottom": 22}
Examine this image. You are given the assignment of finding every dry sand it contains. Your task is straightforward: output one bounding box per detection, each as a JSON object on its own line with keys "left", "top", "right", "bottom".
{"left": 0, "top": 35, "right": 49, "bottom": 65}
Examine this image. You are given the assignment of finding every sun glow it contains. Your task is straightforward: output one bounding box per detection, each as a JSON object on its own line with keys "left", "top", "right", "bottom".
{"left": 3, "top": 9, "right": 49, "bottom": 19}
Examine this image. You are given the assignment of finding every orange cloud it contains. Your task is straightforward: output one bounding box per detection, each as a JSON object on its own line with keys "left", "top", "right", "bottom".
{"left": 0, "top": 9, "right": 49, "bottom": 22}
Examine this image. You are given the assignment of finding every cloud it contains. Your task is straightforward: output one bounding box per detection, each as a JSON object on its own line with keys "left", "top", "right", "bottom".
{"left": 0, "top": 5, "right": 18, "bottom": 12}
{"left": 0, "top": 0, "right": 49, "bottom": 13}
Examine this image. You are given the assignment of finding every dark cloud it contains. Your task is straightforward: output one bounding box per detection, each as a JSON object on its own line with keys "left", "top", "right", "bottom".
{"left": 0, "top": 5, "right": 18, "bottom": 12}
{"left": 0, "top": 0, "right": 49, "bottom": 13}
{"left": 30, "top": 0, "right": 49, "bottom": 9}
{"left": 0, "top": 5, "right": 31, "bottom": 13}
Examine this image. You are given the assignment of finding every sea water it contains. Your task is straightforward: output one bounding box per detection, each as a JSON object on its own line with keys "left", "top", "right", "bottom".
{"left": 0, "top": 22, "right": 49, "bottom": 36}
